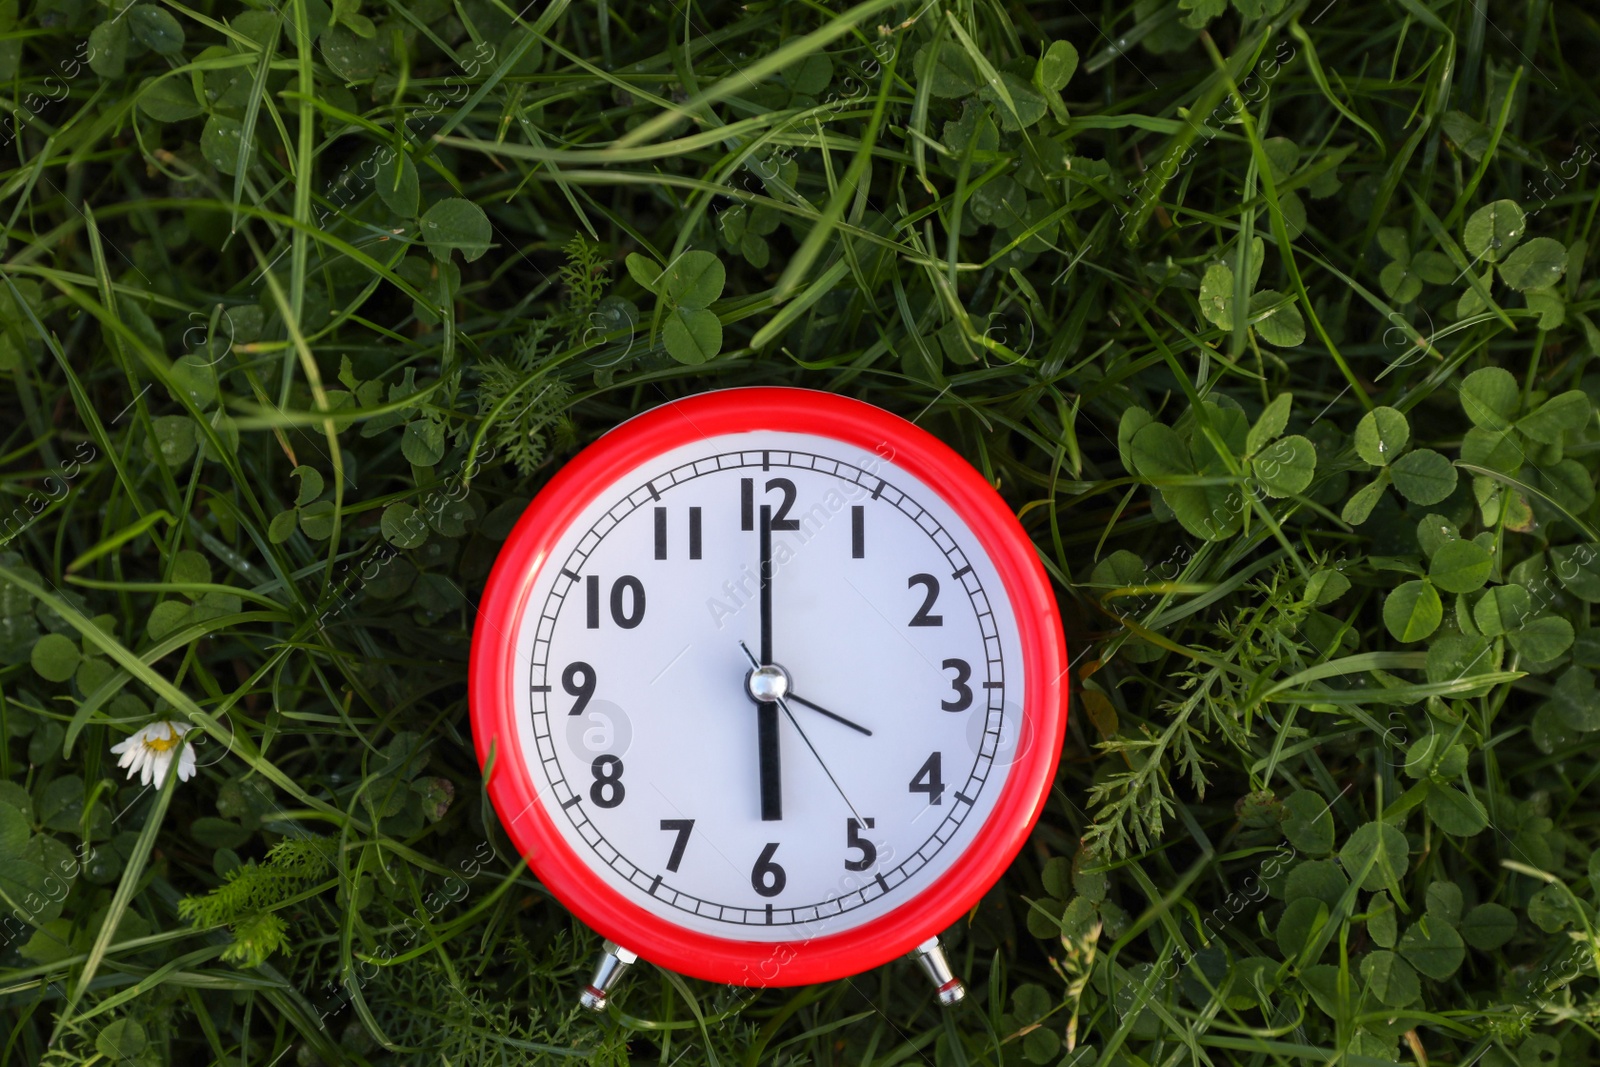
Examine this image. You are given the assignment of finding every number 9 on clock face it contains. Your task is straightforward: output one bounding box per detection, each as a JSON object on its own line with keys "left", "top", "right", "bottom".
{"left": 470, "top": 389, "right": 1067, "bottom": 986}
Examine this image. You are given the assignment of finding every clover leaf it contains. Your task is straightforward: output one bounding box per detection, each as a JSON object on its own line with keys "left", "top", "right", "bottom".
{"left": 624, "top": 249, "right": 727, "bottom": 364}
{"left": 1463, "top": 199, "right": 1526, "bottom": 263}
{"left": 1343, "top": 407, "right": 1458, "bottom": 522}
{"left": 1197, "top": 239, "right": 1302, "bottom": 347}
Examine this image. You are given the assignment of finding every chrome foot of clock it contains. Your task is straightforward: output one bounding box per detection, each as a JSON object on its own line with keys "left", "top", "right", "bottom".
{"left": 578, "top": 941, "right": 638, "bottom": 1012}
{"left": 910, "top": 937, "right": 966, "bottom": 1007}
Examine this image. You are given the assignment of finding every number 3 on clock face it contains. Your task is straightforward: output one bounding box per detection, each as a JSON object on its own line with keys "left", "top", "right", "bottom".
{"left": 471, "top": 389, "right": 1067, "bottom": 987}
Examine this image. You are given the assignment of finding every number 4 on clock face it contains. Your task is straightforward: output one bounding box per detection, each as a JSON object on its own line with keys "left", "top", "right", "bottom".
{"left": 473, "top": 391, "right": 1066, "bottom": 994}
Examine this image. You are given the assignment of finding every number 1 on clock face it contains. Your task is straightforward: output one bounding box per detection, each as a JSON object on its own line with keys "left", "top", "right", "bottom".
{"left": 518, "top": 439, "right": 1022, "bottom": 941}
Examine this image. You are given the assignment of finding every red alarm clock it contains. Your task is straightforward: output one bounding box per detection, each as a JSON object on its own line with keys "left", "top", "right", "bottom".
{"left": 469, "top": 388, "right": 1066, "bottom": 1007}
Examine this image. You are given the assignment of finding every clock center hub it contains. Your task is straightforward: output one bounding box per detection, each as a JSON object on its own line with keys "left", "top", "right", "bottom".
{"left": 745, "top": 663, "right": 790, "bottom": 703}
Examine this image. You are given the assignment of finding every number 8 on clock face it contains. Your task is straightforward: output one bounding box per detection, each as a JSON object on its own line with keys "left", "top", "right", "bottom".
{"left": 470, "top": 388, "right": 1067, "bottom": 989}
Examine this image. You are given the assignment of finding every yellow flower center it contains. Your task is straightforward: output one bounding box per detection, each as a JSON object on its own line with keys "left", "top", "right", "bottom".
{"left": 145, "top": 732, "right": 179, "bottom": 752}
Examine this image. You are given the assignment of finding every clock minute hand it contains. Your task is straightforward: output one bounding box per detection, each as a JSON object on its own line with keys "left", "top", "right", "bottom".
{"left": 738, "top": 643, "right": 865, "bottom": 825}
{"left": 759, "top": 504, "right": 773, "bottom": 665}
{"left": 755, "top": 506, "right": 780, "bottom": 820}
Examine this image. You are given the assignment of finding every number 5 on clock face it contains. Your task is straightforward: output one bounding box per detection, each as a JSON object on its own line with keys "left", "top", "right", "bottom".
{"left": 472, "top": 389, "right": 1066, "bottom": 986}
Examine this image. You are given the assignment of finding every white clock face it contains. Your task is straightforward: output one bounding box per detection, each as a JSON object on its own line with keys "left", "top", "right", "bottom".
{"left": 508, "top": 430, "right": 1028, "bottom": 942}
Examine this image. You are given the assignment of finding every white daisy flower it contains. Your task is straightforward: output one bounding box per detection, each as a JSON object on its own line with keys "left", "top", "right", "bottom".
{"left": 110, "top": 720, "right": 197, "bottom": 787}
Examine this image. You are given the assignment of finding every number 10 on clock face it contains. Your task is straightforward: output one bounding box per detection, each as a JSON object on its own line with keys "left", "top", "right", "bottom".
{"left": 473, "top": 391, "right": 1065, "bottom": 986}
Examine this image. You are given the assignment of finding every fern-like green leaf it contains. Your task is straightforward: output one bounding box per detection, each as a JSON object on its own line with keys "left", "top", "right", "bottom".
{"left": 178, "top": 837, "right": 335, "bottom": 967}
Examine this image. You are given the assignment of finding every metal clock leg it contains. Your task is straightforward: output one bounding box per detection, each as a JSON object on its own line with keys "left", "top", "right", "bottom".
{"left": 578, "top": 941, "right": 639, "bottom": 1012}
{"left": 909, "top": 937, "right": 966, "bottom": 1006}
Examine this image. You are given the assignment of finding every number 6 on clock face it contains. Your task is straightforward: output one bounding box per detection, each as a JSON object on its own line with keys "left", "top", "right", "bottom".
{"left": 471, "top": 388, "right": 1067, "bottom": 988}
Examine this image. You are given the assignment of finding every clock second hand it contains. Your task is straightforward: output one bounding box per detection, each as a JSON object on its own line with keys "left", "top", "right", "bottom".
{"left": 738, "top": 642, "right": 867, "bottom": 825}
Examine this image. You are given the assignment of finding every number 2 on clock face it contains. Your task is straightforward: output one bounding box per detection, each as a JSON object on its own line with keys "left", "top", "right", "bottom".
{"left": 511, "top": 432, "right": 1027, "bottom": 942}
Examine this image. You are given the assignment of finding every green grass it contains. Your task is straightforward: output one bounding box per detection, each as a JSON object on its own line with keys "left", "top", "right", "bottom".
{"left": 3, "top": 0, "right": 1600, "bottom": 1062}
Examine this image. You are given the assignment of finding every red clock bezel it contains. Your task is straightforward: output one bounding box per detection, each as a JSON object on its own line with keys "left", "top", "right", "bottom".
{"left": 469, "top": 387, "right": 1067, "bottom": 987}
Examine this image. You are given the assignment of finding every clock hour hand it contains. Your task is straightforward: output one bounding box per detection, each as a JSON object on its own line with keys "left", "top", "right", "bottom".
{"left": 785, "top": 693, "right": 873, "bottom": 737}
{"left": 737, "top": 632, "right": 873, "bottom": 737}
